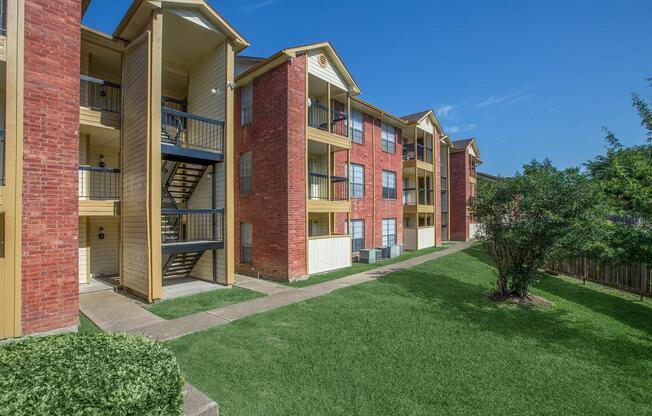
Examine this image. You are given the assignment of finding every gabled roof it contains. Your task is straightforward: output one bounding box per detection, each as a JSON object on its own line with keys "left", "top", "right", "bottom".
{"left": 402, "top": 110, "right": 431, "bottom": 124}
{"left": 452, "top": 137, "right": 481, "bottom": 158}
{"left": 400, "top": 109, "right": 452, "bottom": 145}
{"left": 113, "top": 0, "right": 249, "bottom": 52}
{"left": 236, "top": 41, "right": 361, "bottom": 95}
{"left": 351, "top": 96, "right": 407, "bottom": 127}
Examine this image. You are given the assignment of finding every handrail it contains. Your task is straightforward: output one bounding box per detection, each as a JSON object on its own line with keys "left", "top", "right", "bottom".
{"left": 162, "top": 208, "right": 224, "bottom": 215}
{"left": 80, "top": 74, "right": 121, "bottom": 89}
{"left": 79, "top": 166, "right": 120, "bottom": 173}
{"left": 161, "top": 107, "right": 224, "bottom": 126}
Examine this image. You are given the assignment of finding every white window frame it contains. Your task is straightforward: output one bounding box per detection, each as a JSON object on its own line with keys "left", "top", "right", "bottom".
{"left": 382, "top": 218, "right": 397, "bottom": 247}
{"left": 382, "top": 170, "right": 397, "bottom": 200}
{"left": 349, "top": 163, "right": 364, "bottom": 198}
{"left": 240, "top": 222, "right": 253, "bottom": 263}
{"left": 346, "top": 219, "right": 365, "bottom": 253}
{"left": 350, "top": 110, "right": 364, "bottom": 144}
{"left": 381, "top": 122, "right": 396, "bottom": 153}
{"left": 241, "top": 83, "right": 253, "bottom": 125}
{"left": 240, "top": 151, "right": 252, "bottom": 194}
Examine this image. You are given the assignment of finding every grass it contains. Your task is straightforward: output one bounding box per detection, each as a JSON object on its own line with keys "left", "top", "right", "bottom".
{"left": 168, "top": 246, "right": 652, "bottom": 416}
{"left": 281, "top": 243, "right": 453, "bottom": 288}
{"left": 79, "top": 313, "right": 102, "bottom": 334}
{"left": 147, "top": 287, "right": 266, "bottom": 320}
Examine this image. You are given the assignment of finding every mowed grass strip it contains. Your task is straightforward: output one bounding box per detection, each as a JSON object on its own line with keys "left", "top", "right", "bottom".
{"left": 168, "top": 246, "right": 652, "bottom": 416}
{"left": 148, "top": 287, "right": 266, "bottom": 320}
{"left": 281, "top": 243, "right": 452, "bottom": 288}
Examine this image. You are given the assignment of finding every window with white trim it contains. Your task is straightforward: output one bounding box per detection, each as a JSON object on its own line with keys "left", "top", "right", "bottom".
{"left": 382, "top": 170, "right": 396, "bottom": 199}
{"left": 350, "top": 110, "right": 364, "bottom": 144}
{"left": 349, "top": 163, "right": 364, "bottom": 198}
{"left": 382, "top": 218, "right": 397, "bottom": 247}
{"left": 347, "top": 219, "right": 365, "bottom": 252}
{"left": 240, "top": 222, "right": 253, "bottom": 263}
{"left": 381, "top": 122, "right": 396, "bottom": 153}
{"left": 240, "top": 151, "right": 252, "bottom": 194}
{"left": 241, "top": 83, "right": 253, "bottom": 125}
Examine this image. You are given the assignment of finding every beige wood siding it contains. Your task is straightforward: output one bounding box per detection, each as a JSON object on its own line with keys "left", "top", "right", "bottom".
{"left": 120, "top": 33, "right": 151, "bottom": 298}
{"left": 0, "top": 35, "right": 6, "bottom": 62}
{"left": 187, "top": 43, "right": 227, "bottom": 282}
{"left": 79, "top": 218, "right": 89, "bottom": 283}
{"left": 418, "top": 227, "right": 435, "bottom": 249}
{"left": 307, "top": 49, "right": 348, "bottom": 92}
{"left": 308, "top": 236, "right": 351, "bottom": 274}
{"left": 89, "top": 216, "right": 119, "bottom": 277}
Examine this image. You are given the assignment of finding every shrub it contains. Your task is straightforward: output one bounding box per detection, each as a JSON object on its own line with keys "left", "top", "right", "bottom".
{"left": 0, "top": 333, "right": 184, "bottom": 416}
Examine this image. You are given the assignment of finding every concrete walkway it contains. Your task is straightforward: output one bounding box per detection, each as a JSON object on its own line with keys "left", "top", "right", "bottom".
{"left": 234, "top": 274, "right": 294, "bottom": 295}
{"left": 123, "top": 240, "right": 475, "bottom": 341}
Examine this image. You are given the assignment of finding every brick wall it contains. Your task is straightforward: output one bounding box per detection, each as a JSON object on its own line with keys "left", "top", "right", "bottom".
{"left": 335, "top": 115, "right": 403, "bottom": 248}
{"left": 449, "top": 149, "right": 469, "bottom": 241}
{"left": 21, "top": 0, "right": 81, "bottom": 335}
{"left": 234, "top": 56, "right": 307, "bottom": 280}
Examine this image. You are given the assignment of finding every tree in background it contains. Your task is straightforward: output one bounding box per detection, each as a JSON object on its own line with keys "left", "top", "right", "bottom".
{"left": 585, "top": 81, "right": 652, "bottom": 267}
{"left": 473, "top": 160, "right": 604, "bottom": 299}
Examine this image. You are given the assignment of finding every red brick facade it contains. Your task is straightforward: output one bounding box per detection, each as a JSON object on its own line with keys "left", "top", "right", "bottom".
{"left": 449, "top": 148, "right": 471, "bottom": 241}
{"left": 234, "top": 56, "right": 307, "bottom": 280}
{"left": 21, "top": 0, "right": 81, "bottom": 335}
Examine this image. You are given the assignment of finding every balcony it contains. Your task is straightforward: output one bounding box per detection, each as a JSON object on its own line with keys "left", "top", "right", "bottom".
{"left": 78, "top": 166, "right": 120, "bottom": 216}
{"left": 308, "top": 172, "right": 348, "bottom": 201}
{"left": 308, "top": 101, "right": 349, "bottom": 138}
{"left": 403, "top": 143, "right": 433, "bottom": 164}
{"left": 161, "top": 105, "right": 224, "bottom": 164}
{"left": 161, "top": 208, "right": 224, "bottom": 253}
{"left": 79, "top": 76, "right": 121, "bottom": 129}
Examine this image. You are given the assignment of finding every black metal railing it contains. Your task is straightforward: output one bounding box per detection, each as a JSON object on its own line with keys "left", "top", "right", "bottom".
{"left": 403, "top": 188, "right": 417, "bottom": 205}
{"left": 0, "top": 0, "right": 7, "bottom": 36}
{"left": 79, "top": 166, "right": 120, "bottom": 199}
{"left": 403, "top": 143, "right": 432, "bottom": 163}
{"left": 0, "top": 129, "right": 4, "bottom": 186}
{"left": 308, "top": 101, "right": 349, "bottom": 138}
{"left": 80, "top": 75, "right": 121, "bottom": 113}
{"left": 161, "top": 107, "right": 224, "bottom": 154}
{"left": 441, "top": 176, "right": 448, "bottom": 193}
{"left": 308, "top": 172, "right": 348, "bottom": 201}
{"left": 161, "top": 208, "right": 224, "bottom": 244}
{"left": 419, "top": 189, "right": 434, "bottom": 205}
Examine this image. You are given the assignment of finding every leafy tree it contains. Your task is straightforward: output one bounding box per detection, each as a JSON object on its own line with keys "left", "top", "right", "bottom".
{"left": 473, "top": 160, "right": 604, "bottom": 298}
{"left": 585, "top": 82, "right": 652, "bottom": 267}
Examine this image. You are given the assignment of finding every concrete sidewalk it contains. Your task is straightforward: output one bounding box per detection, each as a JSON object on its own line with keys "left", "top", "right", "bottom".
{"left": 126, "top": 240, "right": 475, "bottom": 341}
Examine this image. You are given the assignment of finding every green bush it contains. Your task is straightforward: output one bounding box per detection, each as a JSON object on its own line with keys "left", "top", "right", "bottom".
{"left": 0, "top": 333, "right": 184, "bottom": 416}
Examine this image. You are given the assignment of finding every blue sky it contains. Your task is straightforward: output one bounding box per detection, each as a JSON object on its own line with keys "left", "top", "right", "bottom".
{"left": 83, "top": 0, "right": 652, "bottom": 176}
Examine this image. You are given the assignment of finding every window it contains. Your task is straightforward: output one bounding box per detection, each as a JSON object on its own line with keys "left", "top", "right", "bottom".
{"left": 240, "top": 151, "right": 252, "bottom": 194}
{"left": 347, "top": 219, "right": 365, "bottom": 252}
{"left": 241, "top": 83, "right": 253, "bottom": 125}
{"left": 349, "top": 163, "right": 364, "bottom": 198}
{"left": 381, "top": 122, "right": 396, "bottom": 153}
{"left": 350, "top": 110, "right": 364, "bottom": 144}
{"left": 382, "top": 218, "right": 397, "bottom": 247}
{"left": 240, "top": 222, "right": 252, "bottom": 263}
{"left": 382, "top": 170, "right": 397, "bottom": 199}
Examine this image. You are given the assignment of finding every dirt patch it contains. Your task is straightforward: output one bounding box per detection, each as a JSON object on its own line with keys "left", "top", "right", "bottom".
{"left": 488, "top": 292, "right": 553, "bottom": 308}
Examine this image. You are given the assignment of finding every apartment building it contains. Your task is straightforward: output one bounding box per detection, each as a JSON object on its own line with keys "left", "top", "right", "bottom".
{"left": 233, "top": 43, "right": 449, "bottom": 282}
{"left": 449, "top": 138, "right": 482, "bottom": 241}
{"left": 401, "top": 110, "right": 451, "bottom": 250}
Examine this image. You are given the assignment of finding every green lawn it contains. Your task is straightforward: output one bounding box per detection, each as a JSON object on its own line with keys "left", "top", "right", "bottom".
{"left": 168, "top": 246, "right": 652, "bottom": 416}
{"left": 147, "top": 287, "right": 266, "bottom": 320}
{"left": 281, "top": 243, "right": 452, "bottom": 288}
{"left": 79, "top": 313, "right": 102, "bottom": 334}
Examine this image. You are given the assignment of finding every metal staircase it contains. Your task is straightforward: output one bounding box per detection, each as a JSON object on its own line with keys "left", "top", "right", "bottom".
{"left": 162, "top": 252, "right": 204, "bottom": 280}
{"left": 162, "top": 161, "right": 208, "bottom": 207}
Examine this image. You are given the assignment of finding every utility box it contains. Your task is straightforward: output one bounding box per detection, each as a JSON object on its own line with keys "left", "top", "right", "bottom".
{"left": 377, "top": 246, "right": 391, "bottom": 259}
{"left": 359, "top": 249, "right": 379, "bottom": 264}
{"left": 390, "top": 245, "right": 403, "bottom": 258}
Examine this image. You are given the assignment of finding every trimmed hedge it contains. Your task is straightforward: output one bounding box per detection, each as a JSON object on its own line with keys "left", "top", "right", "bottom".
{"left": 0, "top": 333, "right": 184, "bottom": 416}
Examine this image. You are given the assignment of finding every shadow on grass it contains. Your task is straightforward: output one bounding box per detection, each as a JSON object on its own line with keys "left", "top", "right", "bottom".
{"left": 375, "top": 248, "right": 652, "bottom": 370}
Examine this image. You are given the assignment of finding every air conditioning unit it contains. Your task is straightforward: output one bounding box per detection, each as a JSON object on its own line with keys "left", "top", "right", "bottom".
{"left": 377, "top": 246, "right": 391, "bottom": 259}
{"left": 359, "top": 249, "right": 379, "bottom": 264}
{"left": 389, "top": 245, "right": 403, "bottom": 258}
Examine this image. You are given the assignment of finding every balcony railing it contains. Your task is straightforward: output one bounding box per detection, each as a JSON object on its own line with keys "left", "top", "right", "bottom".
{"left": 308, "top": 102, "right": 349, "bottom": 138}
{"left": 161, "top": 107, "right": 224, "bottom": 154}
{"left": 403, "top": 188, "right": 434, "bottom": 205}
{"left": 419, "top": 189, "right": 434, "bottom": 205}
{"left": 403, "top": 143, "right": 433, "bottom": 163}
{"left": 403, "top": 188, "right": 417, "bottom": 205}
{"left": 308, "top": 172, "right": 349, "bottom": 201}
{"left": 79, "top": 166, "right": 120, "bottom": 199}
{"left": 0, "top": 0, "right": 7, "bottom": 36}
{"left": 161, "top": 208, "right": 224, "bottom": 244}
{"left": 80, "top": 75, "right": 121, "bottom": 113}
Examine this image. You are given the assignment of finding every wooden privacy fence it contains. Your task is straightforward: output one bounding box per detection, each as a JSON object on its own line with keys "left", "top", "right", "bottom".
{"left": 548, "top": 258, "right": 651, "bottom": 300}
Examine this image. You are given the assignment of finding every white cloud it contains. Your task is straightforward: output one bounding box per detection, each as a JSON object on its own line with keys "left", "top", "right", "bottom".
{"left": 447, "top": 124, "right": 476, "bottom": 135}
{"left": 243, "top": 0, "right": 275, "bottom": 12}
{"left": 476, "top": 91, "right": 531, "bottom": 108}
{"left": 436, "top": 105, "right": 454, "bottom": 119}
